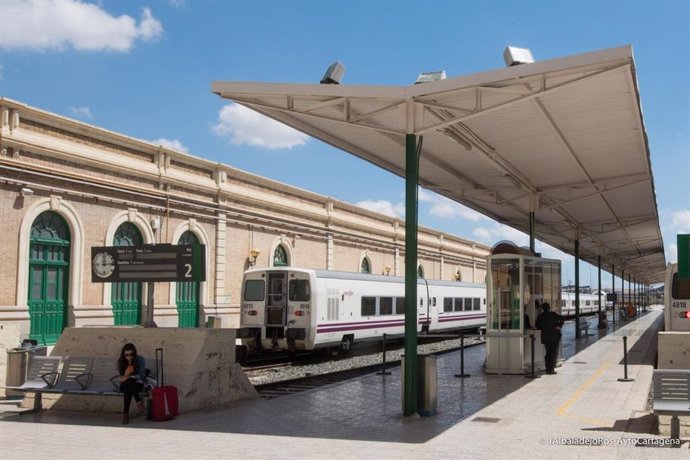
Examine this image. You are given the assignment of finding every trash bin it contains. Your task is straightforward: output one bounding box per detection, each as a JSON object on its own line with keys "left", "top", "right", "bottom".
{"left": 401, "top": 354, "right": 437, "bottom": 416}
{"left": 5, "top": 345, "right": 47, "bottom": 396}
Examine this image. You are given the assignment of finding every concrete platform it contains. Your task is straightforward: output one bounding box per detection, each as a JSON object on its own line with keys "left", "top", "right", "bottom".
{"left": 1, "top": 307, "right": 688, "bottom": 459}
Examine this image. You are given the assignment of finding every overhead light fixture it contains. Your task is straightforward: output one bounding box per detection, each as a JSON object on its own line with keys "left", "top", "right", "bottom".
{"left": 415, "top": 70, "right": 446, "bottom": 84}
{"left": 20, "top": 187, "right": 33, "bottom": 197}
{"left": 442, "top": 129, "right": 472, "bottom": 151}
{"left": 320, "top": 61, "right": 346, "bottom": 85}
{"left": 503, "top": 46, "right": 535, "bottom": 67}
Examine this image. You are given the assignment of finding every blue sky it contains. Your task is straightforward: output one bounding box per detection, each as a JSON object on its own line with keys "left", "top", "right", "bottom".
{"left": 1, "top": 0, "right": 688, "bottom": 288}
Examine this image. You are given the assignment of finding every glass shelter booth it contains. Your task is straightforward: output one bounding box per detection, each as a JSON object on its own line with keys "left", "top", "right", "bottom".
{"left": 485, "top": 247, "right": 561, "bottom": 374}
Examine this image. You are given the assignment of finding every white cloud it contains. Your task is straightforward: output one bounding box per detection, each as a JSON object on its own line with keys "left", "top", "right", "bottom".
{"left": 168, "top": 0, "right": 186, "bottom": 7}
{"left": 670, "top": 209, "right": 690, "bottom": 231}
{"left": 418, "top": 188, "right": 486, "bottom": 221}
{"left": 661, "top": 208, "right": 690, "bottom": 263}
{"left": 356, "top": 200, "right": 405, "bottom": 219}
{"left": 70, "top": 106, "right": 92, "bottom": 119}
{"left": 472, "top": 222, "right": 529, "bottom": 247}
{"left": 0, "top": 1, "right": 162, "bottom": 52}
{"left": 150, "top": 138, "right": 188, "bottom": 153}
{"left": 212, "top": 103, "right": 309, "bottom": 149}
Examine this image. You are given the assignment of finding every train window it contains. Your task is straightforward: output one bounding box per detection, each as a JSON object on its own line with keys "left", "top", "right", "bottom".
{"left": 672, "top": 273, "right": 690, "bottom": 298}
{"left": 464, "top": 298, "right": 472, "bottom": 311}
{"left": 361, "top": 297, "right": 376, "bottom": 316}
{"left": 454, "top": 298, "right": 463, "bottom": 312}
{"left": 473, "top": 298, "right": 481, "bottom": 310}
{"left": 561, "top": 300, "right": 566, "bottom": 307}
{"left": 244, "top": 280, "right": 265, "bottom": 301}
{"left": 395, "top": 297, "right": 405, "bottom": 314}
{"left": 380, "top": 297, "right": 393, "bottom": 315}
{"left": 443, "top": 298, "right": 453, "bottom": 312}
{"left": 288, "top": 279, "right": 310, "bottom": 301}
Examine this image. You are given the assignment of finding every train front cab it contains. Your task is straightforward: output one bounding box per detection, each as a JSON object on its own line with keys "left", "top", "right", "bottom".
{"left": 485, "top": 245, "right": 562, "bottom": 374}
{"left": 664, "top": 263, "right": 690, "bottom": 332}
{"left": 238, "top": 268, "right": 311, "bottom": 351}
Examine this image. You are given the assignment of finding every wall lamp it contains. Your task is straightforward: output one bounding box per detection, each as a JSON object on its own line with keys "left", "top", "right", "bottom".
{"left": 385, "top": 265, "right": 392, "bottom": 276}
{"left": 20, "top": 187, "right": 34, "bottom": 197}
{"left": 248, "top": 248, "right": 260, "bottom": 266}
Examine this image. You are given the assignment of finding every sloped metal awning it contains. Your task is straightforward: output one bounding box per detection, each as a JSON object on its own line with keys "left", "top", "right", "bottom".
{"left": 212, "top": 45, "right": 665, "bottom": 283}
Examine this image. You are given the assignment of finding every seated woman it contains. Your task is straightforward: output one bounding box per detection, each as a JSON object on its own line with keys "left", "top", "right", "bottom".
{"left": 118, "top": 343, "right": 146, "bottom": 424}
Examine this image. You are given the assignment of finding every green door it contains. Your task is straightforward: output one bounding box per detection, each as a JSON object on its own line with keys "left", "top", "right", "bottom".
{"left": 111, "top": 223, "right": 143, "bottom": 325}
{"left": 28, "top": 212, "right": 70, "bottom": 345}
{"left": 176, "top": 231, "right": 200, "bottom": 328}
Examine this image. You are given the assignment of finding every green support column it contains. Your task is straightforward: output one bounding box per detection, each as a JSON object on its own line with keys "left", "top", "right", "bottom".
{"left": 621, "top": 269, "right": 625, "bottom": 319}
{"left": 574, "top": 240, "right": 580, "bottom": 338}
{"left": 597, "top": 255, "right": 602, "bottom": 318}
{"left": 403, "top": 133, "right": 419, "bottom": 417}
{"left": 611, "top": 264, "right": 615, "bottom": 327}
{"left": 528, "top": 211, "right": 535, "bottom": 254}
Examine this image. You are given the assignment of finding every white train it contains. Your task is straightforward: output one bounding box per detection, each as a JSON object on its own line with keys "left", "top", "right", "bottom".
{"left": 238, "top": 267, "right": 605, "bottom": 355}
{"left": 237, "top": 267, "right": 486, "bottom": 354}
{"left": 559, "top": 291, "right": 606, "bottom": 316}
{"left": 664, "top": 263, "right": 690, "bottom": 332}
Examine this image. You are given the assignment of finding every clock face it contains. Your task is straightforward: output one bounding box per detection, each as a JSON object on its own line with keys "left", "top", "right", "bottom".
{"left": 93, "top": 251, "right": 115, "bottom": 278}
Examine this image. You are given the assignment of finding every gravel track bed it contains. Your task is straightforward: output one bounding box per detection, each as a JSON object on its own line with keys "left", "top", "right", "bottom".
{"left": 245, "top": 336, "right": 485, "bottom": 386}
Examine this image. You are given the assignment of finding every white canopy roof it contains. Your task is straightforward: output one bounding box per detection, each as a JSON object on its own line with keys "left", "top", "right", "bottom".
{"left": 213, "top": 45, "right": 665, "bottom": 283}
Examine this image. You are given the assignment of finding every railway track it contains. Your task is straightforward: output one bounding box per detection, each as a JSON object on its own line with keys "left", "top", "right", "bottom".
{"left": 251, "top": 337, "right": 485, "bottom": 399}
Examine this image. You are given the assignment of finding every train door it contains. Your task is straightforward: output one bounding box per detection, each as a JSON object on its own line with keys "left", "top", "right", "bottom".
{"left": 266, "top": 271, "right": 288, "bottom": 346}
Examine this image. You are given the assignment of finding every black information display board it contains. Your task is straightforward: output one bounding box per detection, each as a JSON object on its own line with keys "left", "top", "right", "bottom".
{"left": 91, "top": 244, "right": 206, "bottom": 283}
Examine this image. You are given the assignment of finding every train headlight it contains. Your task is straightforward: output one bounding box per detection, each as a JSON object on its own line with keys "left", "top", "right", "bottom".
{"left": 679, "top": 311, "right": 690, "bottom": 319}
{"left": 295, "top": 310, "right": 304, "bottom": 317}
{"left": 247, "top": 310, "right": 258, "bottom": 316}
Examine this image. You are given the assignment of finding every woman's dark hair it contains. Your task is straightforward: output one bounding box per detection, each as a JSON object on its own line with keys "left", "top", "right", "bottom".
{"left": 118, "top": 343, "right": 138, "bottom": 376}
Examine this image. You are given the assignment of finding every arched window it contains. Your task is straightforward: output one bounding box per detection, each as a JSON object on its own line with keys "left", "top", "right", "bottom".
{"left": 417, "top": 264, "right": 425, "bottom": 278}
{"left": 176, "top": 231, "right": 200, "bottom": 328}
{"left": 28, "top": 211, "right": 70, "bottom": 344}
{"left": 112, "top": 222, "right": 143, "bottom": 325}
{"left": 273, "top": 244, "right": 289, "bottom": 266}
{"left": 360, "top": 257, "right": 371, "bottom": 274}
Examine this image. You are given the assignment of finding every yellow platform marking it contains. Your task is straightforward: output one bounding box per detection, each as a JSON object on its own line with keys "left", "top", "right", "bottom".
{"left": 557, "top": 358, "right": 613, "bottom": 417}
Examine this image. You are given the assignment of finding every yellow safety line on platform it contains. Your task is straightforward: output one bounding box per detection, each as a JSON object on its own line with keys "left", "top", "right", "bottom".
{"left": 557, "top": 358, "right": 613, "bottom": 417}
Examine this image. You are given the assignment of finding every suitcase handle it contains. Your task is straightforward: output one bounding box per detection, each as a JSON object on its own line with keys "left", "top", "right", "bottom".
{"left": 156, "top": 348, "right": 164, "bottom": 387}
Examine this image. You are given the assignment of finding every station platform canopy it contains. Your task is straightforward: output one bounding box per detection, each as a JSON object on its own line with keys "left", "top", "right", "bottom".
{"left": 212, "top": 45, "right": 665, "bottom": 283}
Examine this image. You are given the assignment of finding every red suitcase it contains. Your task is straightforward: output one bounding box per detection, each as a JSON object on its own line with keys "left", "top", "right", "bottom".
{"left": 150, "top": 348, "right": 179, "bottom": 421}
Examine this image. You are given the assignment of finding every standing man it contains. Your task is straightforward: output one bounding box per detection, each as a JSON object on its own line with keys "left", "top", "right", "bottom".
{"left": 535, "top": 302, "right": 564, "bottom": 375}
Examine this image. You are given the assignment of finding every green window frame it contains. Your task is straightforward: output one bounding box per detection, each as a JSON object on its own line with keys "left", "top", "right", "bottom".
{"left": 273, "top": 244, "right": 288, "bottom": 266}
{"left": 360, "top": 257, "right": 371, "bottom": 274}
{"left": 176, "top": 231, "right": 200, "bottom": 328}
{"left": 111, "top": 222, "right": 143, "bottom": 326}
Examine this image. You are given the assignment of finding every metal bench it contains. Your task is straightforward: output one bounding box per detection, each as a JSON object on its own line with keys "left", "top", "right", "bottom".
{"left": 653, "top": 369, "right": 690, "bottom": 444}
{"left": 3, "top": 356, "right": 61, "bottom": 391}
{"left": 7, "top": 355, "right": 153, "bottom": 411}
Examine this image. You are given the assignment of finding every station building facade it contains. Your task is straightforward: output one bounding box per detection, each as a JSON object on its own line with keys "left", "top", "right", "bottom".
{"left": 0, "top": 98, "right": 489, "bottom": 344}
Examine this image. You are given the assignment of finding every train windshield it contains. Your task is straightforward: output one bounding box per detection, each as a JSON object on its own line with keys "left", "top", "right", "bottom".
{"left": 672, "top": 273, "right": 690, "bottom": 299}
{"left": 244, "top": 280, "right": 265, "bottom": 301}
{"left": 289, "top": 279, "right": 310, "bottom": 301}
